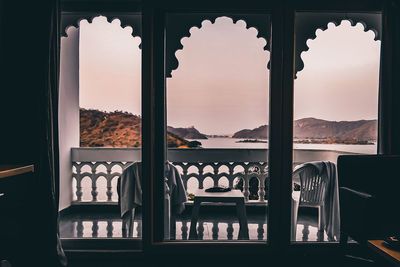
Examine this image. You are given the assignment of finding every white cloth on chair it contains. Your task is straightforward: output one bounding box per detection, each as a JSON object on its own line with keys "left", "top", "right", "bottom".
{"left": 120, "top": 162, "right": 142, "bottom": 219}
{"left": 120, "top": 161, "right": 187, "bottom": 216}
{"left": 294, "top": 161, "right": 340, "bottom": 241}
{"left": 118, "top": 161, "right": 187, "bottom": 237}
{"left": 165, "top": 162, "right": 187, "bottom": 214}
{"left": 119, "top": 162, "right": 142, "bottom": 236}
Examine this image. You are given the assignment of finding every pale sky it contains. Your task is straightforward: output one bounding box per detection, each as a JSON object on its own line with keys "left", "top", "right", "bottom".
{"left": 79, "top": 16, "right": 381, "bottom": 135}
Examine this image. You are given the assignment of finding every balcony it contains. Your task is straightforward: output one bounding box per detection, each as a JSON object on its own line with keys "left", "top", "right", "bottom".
{"left": 60, "top": 147, "right": 356, "bottom": 241}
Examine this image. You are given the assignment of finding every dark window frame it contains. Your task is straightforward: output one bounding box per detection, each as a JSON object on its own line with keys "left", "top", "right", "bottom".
{"left": 60, "top": 0, "right": 392, "bottom": 257}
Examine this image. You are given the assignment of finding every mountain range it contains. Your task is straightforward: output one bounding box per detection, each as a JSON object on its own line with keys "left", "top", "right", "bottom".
{"left": 80, "top": 109, "right": 377, "bottom": 147}
{"left": 233, "top": 118, "right": 377, "bottom": 141}
{"left": 80, "top": 109, "right": 189, "bottom": 147}
{"left": 167, "top": 126, "right": 208, "bottom": 139}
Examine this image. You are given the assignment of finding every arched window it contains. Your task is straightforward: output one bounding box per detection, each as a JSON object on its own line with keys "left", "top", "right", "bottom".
{"left": 59, "top": 14, "right": 143, "bottom": 240}
{"left": 165, "top": 13, "right": 271, "bottom": 242}
{"left": 291, "top": 12, "right": 382, "bottom": 243}
{"left": 167, "top": 16, "right": 270, "bottom": 146}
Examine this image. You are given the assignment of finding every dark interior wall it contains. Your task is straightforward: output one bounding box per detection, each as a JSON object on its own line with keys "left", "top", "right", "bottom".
{"left": 390, "top": 1, "right": 400, "bottom": 154}
{"left": 0, "top": 0, "right": 399, "bottom": 165}
{"left": 0, "top": 0, "right": 52, "bottom": 164}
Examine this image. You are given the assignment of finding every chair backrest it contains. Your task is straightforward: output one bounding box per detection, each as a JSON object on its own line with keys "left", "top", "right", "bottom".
{"left": 337, "top": 154, "right": 400, "bottom": 236}
{"left": 294, "top": 164, "right": 329, "bottom": 206}
{"left": 337, "top": 154, "right": 400, "bottom": 197}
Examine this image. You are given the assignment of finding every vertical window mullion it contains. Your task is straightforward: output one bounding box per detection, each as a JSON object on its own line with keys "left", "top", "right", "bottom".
{"left": 280, "top": 6, "right": 296, "bottom": 248}
{"left": 267, "top": 4, "right": 286, "bottom": 249}
{"left": 268, "top": 4, "right": 296, "bottom": 249}
{"left": 141, "top": 5, "right": 166, "bottom": 249}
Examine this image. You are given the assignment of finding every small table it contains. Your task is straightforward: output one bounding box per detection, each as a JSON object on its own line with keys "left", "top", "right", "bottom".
{"left": 368, "top": 240, "right": 400, "bottom": 266}
{"left": 189, "top": 189, "right": 249, "bottom": 240}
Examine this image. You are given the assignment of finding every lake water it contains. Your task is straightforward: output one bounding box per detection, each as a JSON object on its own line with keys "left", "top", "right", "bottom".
{"left": 190, "top": 137, "right": 377, "bottom": 154}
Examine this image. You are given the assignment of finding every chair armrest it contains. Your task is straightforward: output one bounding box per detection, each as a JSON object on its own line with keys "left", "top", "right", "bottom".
{"left": 340, "top": 187, "right": 373, "bottom": 200}
{"left": 339, "top": 186, "right": 379, "bottom": 241}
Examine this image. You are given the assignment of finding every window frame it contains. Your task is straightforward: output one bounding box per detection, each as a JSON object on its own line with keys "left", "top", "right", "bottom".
{"left": 60, "top": 0, "right": 392, "bottom": 257}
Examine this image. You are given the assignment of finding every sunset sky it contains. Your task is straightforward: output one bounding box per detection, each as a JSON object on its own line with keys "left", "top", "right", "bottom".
{"left": 79, "top": 16, "right": 381, "bottom": 135}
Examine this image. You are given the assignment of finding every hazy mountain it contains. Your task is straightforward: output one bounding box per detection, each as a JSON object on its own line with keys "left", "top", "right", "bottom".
{"left": 232, "top": 125, "right": 269, "bottom": 139}
{"left": 167, "top": 126, "right": 208, "bottom": 139}
{"left": 293, "top": 118, "right": 377, "bottom": 141}
{"left": 80, "top": 109, "right": 189, "bottom": 147}
{"left": 233, "top": 118, "right": 377, "bottom": 141}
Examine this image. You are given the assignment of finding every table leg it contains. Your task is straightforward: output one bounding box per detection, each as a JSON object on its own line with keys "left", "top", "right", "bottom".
{"left": 170, "top": 214, "right": 176, "bottom": 240}
{"left": 236, "top": 199, "right": 249, "bottom": 240}
{"left": 291, "top": 196, "right": 299, "bottom": 241}
{"left": 189, "top": 198, "right": 201, "bottom": 240}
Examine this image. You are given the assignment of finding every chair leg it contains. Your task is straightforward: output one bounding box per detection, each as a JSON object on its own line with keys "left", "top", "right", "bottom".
{"left": 170, "top": 214, "right": 176, "bottom": 240}
{"left": 291, "top": 196, "right": 299, "bottom": 241}
{"left": 318, "top": 205, "right": 325, "bottom": 231}
{"left": 340, "top": 232, "right": 348, "bottom": 248}
{"left": 128, "top": 208, "right": 135, "bottom": 237}
{"left": 339, "top": 231, "right": 350, "bottom": 257}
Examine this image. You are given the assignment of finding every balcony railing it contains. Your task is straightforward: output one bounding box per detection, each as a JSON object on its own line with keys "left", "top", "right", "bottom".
{"left": 71, "top": 147, "right": 356, "bottom": 204}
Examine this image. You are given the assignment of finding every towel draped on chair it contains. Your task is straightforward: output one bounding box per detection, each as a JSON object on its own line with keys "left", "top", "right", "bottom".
{"left": 293, "top": 161, "right": 340, "bottom": 241}
{"left": 119, "top": 161, "right": 187, "bottom": 219}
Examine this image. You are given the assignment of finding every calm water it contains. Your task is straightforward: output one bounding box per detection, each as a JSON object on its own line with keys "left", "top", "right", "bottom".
{"left": 190, "top": 137, "right": 377, "bottom": 154}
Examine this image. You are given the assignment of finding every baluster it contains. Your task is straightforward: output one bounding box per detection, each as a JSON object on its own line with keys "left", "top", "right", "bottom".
{"left": 91, "top": 165, "right": 98, "bottom": 201}
{"left": 197, "top": 221, "right": 204, "bottom": 240}
{"left": 76, "top": 220, "right": 83, "bottom": 238}
{"left": 317, "top": 229, "right": 324, "bottom": 242}
{"left": 198, "top": 164, "right": 203, "bottom": 189}
{"left": 181, "top": 220, "right": 188, "bottom": 240}
{"left": 106, "top": 164, "right": 113, "bottom": 201}
{"left": 92, "top": 220, "right": 98, "bottom": 238}
{"left": 264, "top": 177, "right": 269, "bottom": 201}
{"left": 257, "top": 223, "right": 265, "bottom": 240}
{"left": 137, "top": 220, "right": 142, "bottom": 238}
{"left": 183, "top": 164, "right": 189, "bottom": 188}
{"left": 258, "top": 177, "right": 266, "bottom": 202}
{"left": 212, "top": 221, "right": 219, "bottom": 240}
{"left": 302, "top": 224, "right": 309, "bottom": 242}
{"left": 75, "top": 165, "right": 83, "bottom": 201}
{"left": 106, "top": 220, "right": 113, "bottom": 238}
{"left": 228, "top": 165, "right": 234, "bottom": 188}
{"left": 213, "top": 165, "right": 218, "bottom": 187}
{"left": 227, "top": 222, "right": 234, "bottom": 240}
{"left": 243, "top": 169, "right": 250, "bottom": 201}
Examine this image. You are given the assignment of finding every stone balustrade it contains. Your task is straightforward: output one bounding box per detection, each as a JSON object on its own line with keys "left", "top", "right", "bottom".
{"left": 61, "top": 216, "right": 331, "bottom": 241}
{"left": 71, "top": 147, "right": 354, "bottom": 204}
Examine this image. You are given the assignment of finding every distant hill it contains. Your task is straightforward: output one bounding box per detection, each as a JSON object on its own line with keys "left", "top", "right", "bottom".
{"left": 233, "top": 125, "right": 269, "bottom": 139}
{"left": 167, "top": 126, "right": 208, "bottom": 139}
{"left": 293, "top": 118, "right": 377, "bottom": 141}
{"left": 80, "top": 109, "right": 189, "bottom": 148}
{"left": 233, "top": 118, "right": 377, "bottom": 141}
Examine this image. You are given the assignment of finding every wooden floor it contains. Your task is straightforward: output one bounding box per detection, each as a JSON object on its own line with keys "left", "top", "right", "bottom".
{"left": 59, "top": 207, "right": 331, "bottom": 242}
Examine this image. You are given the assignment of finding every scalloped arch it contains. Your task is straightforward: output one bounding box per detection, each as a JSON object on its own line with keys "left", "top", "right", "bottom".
{"left": 295, "top": 13, "right": 382, "bottom": 77}
{"left": 61, "top": 13, "right": 142, "bottom": 40}
{"left": 166, "top": 13, "right": 271, "bottom": 78}
{"left": 61, "top": 13, "right": 381, "bottom": 79}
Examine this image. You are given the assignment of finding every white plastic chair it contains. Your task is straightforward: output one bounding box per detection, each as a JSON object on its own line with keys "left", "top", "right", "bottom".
{"left": 292, "top": 163, "right": 329, "bottom": 240}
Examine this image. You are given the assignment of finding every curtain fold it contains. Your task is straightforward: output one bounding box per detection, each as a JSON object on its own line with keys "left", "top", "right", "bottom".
{"left": 391, "top": 0, "right": 400, "bottom": 154}
{"left": 378, "top": 0, "right": 400, "bottom": 154}
{"left": 36, "top": 0, "right": 67, "bottom": 265}
{"left": 0, "top": 0, "right": 66, "bottom": 265}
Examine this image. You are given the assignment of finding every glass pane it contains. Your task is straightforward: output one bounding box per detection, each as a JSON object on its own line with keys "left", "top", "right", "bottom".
{"left": 291, "top": 12, "right": 381, "bottom": 243}
{"left": 164, "top": 13, "right": 271, "bottom": 242}
{"left": 59, "top": 14, "right": 142, "bottom": 240}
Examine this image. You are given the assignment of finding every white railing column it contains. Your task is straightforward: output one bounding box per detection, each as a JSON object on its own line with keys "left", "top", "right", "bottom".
{"left": 106, "top": 164, "right": 113, "bottom": 201}
{"left": 74, "top": 163, "right": 83, "bottom": 201}
{"left": 243, "top": 170, "right": 250, "bottom": 201}
{"left": 90, "top": 165, "right": 98, "bottom": 201}
{"left": 258, "top": 177, "right": 266, "bottom": 202}
{"left": 107, "top": 220, "right": 113, "bottom": 238}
